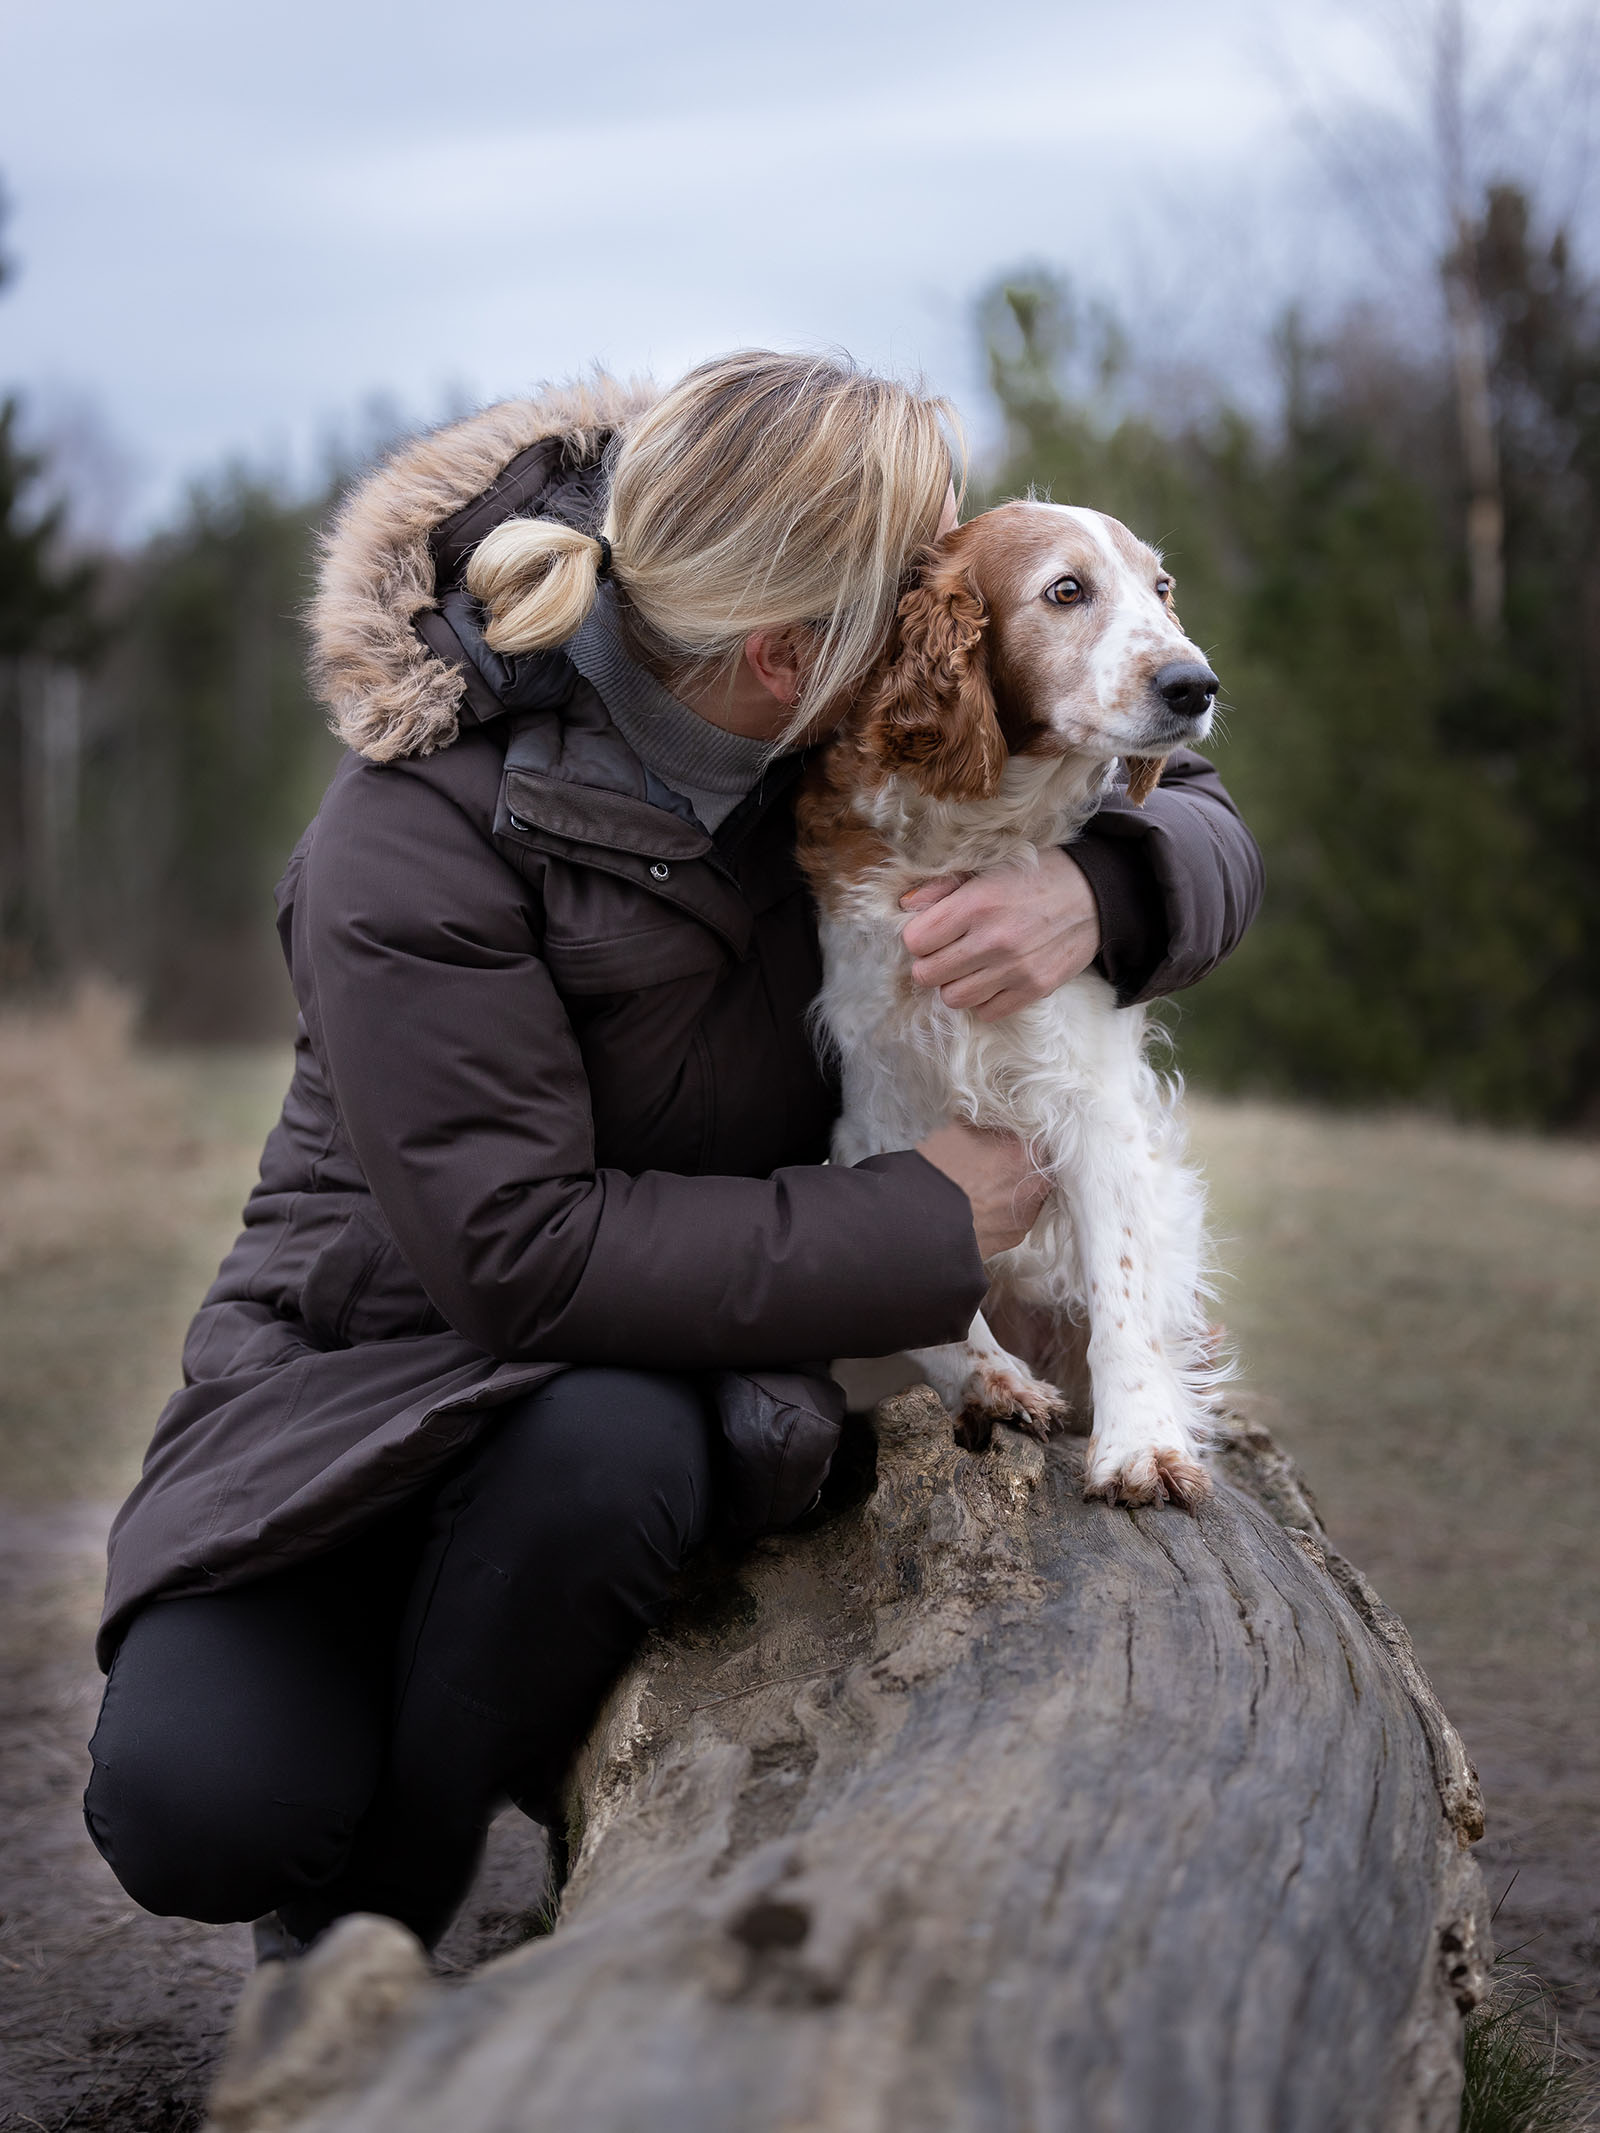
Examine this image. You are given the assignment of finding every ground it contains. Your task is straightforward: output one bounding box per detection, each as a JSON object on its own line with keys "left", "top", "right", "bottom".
{"left": 0, "top": 994, "right": 553, "bottom": 2133}
{"left": 0, "top": 991, "right": 1594, "bottom": 2128}
{"left": 1196, "top": 1098, "right": 1600, "bottom": 2073}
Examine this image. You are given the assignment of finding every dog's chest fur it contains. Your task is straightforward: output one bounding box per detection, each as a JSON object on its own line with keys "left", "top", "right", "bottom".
{"left": 811, "top": 758, "right": 1144, "bottom": 1154}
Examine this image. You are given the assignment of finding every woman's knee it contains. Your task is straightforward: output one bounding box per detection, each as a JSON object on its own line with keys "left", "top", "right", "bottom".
{"left": 84, "top": 1584, "right": 386, "bottom": 1923}
{"left": 83, "top": 1738, "right": 360, "bottom": 1924}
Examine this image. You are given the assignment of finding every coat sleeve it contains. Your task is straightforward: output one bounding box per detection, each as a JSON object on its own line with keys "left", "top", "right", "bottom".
{"left": 292, "top": 757, "right": 988, "bottom": 1370}
{"left": 1068, "top": 748, "right": 1264, "bottom": 1005}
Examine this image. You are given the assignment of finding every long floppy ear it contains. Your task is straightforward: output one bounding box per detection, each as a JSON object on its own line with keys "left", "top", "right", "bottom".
{"left": 1123, "top": 754, "right": 1167, "bottom": 806}
{"left": 859, "top": 560, "right": 1006, "bottom": 801}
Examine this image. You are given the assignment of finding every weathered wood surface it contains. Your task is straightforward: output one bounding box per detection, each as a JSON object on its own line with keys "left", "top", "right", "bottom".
{"left": 207, "top": 1392, "right": 1491, "bottom": 2133}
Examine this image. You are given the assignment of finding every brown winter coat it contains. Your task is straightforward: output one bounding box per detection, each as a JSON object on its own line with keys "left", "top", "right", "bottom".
{"left": 98, "top": 381, "right": 1263, "bottom": 1665}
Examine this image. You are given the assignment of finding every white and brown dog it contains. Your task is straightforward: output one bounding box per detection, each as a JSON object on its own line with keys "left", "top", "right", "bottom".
{"left": 799, "top": 501, "right": 1226, "bottom": 1506}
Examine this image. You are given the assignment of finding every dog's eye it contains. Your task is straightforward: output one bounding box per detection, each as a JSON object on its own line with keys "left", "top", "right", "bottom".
{"left": 1156, "top": 577, "right": 1175, "bottom": 601}
{"left": 1043, "top": 576, "right": 1082, "bottom": 606}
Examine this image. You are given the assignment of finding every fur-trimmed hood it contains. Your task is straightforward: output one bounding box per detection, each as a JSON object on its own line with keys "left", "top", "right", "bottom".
{"left": 309, "top": 377, "right": 658, "bottom": 764}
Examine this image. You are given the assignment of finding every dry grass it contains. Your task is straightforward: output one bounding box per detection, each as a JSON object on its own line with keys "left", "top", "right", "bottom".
{"left": 0, "top": 982, "right": 289, "bottom": 1505}
{"left": 1188, "top": 1096, "right": 1600, "bottom": 2066}
{"left": 1462, "top": 1971, "right": 1599, "bottom": 2133}
{"left": 1189, "top": 1099, "right": 1600, "bottom": 1698}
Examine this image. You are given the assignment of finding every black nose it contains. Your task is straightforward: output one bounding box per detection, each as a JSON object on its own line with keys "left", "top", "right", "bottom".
{"left": 1154, "top": 661, "right": 1219, "bottom": 722}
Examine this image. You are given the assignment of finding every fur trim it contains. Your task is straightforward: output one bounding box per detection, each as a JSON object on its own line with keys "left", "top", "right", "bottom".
{"left": 309, "top": 376, "right": 658, "bottom": 763}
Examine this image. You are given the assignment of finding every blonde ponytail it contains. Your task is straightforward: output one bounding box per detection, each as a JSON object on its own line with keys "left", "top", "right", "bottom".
{"left": 466, "top": 352, "right": 960, "bottom": 729}
{"left": 465, "top": 518, "right": 611, "bottom": 655}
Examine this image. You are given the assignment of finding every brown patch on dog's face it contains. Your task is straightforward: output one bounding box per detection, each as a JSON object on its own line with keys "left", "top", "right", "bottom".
{"left": 948, "top": 502, "right": 1217, "bottom": 766}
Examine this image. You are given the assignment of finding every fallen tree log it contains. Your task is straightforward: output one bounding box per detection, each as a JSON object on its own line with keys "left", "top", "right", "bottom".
{"left": 207, "top": 1392, "right": 1491, "bottom": 2133}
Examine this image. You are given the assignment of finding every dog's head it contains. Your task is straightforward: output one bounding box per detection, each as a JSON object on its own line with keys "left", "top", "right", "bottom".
{"left": 857, "top": 501, "right": 1218, "bottom": 806}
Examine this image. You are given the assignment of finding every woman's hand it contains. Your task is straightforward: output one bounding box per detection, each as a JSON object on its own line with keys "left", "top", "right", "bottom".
{"left": 899, "top": 848, "right": 1101, "bottom": 1021}
{"left": 915, "top": 1122, "right": 1051, "bottom": 1260}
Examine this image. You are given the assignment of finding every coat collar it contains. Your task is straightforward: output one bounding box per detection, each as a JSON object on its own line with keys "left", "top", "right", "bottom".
{"left": 309, "top": 377, "right": 658, "bottom": 765}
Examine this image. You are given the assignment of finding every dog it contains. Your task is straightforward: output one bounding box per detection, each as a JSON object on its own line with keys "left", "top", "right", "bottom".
{"left": 798, "top": 500, "right": 1226, "bottom": 1506}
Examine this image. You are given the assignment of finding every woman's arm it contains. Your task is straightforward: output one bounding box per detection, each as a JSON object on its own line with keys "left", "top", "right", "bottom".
{"left": 292, "top": 758, "right": 989, "bottom": 1370}
{"left": 898, "top": 748, "right": 1263, "bottom": 1016}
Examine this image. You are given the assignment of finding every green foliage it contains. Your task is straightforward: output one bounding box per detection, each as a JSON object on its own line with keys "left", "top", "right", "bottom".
{"left": 980, "top": 224, "right": 1600, "bottom": 1125}
{"left": 0, "top": 396, "right": 98, "bottom": 662}
{"left": 127, "top": 472, "right": 334, "bottom": 929}
{"left": 0, "top": 177, "right": 97, "bottom": 661}
{"left": 0, "top": 181, "right": 105, "bottom": 982}
{"left": 1461, "top": 1975, "right": 1597, "bottom": 2133}
{"left": 83, "top": 469, "right": 341, "bottom": 1037}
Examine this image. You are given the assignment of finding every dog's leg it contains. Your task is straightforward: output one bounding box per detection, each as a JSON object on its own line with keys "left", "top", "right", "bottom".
{"left": 987, "top": 1256, "right": 1094, "bottom": 1437}
{"left": 905, "top": 1306, "right": 1070, "bottom": 1452}
{"left": 1053, "top": 1106, "right": 1213, "bottom": 1508}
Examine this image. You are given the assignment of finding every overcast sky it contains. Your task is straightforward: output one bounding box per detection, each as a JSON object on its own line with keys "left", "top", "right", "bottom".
{"left": 2, "top": 0, "right": 1591, "bottom": 534}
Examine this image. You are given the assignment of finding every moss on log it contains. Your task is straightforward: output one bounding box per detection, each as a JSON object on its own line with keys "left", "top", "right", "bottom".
{"left": 207, "top": 1391, "right": 1490, "bottom": 2133}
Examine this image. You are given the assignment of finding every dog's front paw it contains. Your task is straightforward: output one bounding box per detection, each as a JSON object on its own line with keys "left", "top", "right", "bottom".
{"left": 1083, "top": 1433, "right": 1211, "bottom": 1509}
{"left": 955, "top": 1363, "right": 1071, "bottom": 1453}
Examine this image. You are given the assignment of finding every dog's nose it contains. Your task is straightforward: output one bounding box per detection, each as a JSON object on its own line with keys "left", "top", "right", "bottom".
{"left": 1154, "top": 661, "right": 1219, "bottom": 722}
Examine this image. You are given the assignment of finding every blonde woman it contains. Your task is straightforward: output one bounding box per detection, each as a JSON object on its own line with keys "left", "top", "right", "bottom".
{"left": 83, "top": 354, "right": 1262, "bottom": 1958}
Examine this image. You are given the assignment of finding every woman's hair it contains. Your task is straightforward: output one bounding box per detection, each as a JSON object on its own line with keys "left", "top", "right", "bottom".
{"left": 464, "top": 351, "right": 962, "bottom": 731}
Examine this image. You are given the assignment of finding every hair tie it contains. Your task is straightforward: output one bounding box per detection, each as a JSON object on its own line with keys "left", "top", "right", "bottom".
{"left": 594, "top": 533, "right": 614, "bottom": 581}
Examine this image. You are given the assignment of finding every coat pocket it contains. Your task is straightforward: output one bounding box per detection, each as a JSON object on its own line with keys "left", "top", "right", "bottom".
{"left": 704, "top": 1367, "right": 845, "bottom": 1541}
{"left": 541, "top": 918, "right": 728, "bottom": 996}
{"left": 298, "top": 1202, "right": 445, "bottom": 1348}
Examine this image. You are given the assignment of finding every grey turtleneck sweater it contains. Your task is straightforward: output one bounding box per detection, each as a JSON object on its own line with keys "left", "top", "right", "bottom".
{"left": 569, "top": 588, "right": 787, "bottom": 832}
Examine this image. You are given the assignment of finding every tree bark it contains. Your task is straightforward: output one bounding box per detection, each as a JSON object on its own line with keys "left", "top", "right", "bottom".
{"left": 206, "top": 1391, "right": 1491, "bottom": 2133}
{"left": 1434, "top": 0, "right": 1505, "bottom": 638}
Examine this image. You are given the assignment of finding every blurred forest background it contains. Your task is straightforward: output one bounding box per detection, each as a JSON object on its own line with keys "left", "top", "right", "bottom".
{"left": 2, "top": 20, "right": 1599, "bottom": 1128}
{"left": 978, "top": 185, "right": 1600, "bottom": 1126}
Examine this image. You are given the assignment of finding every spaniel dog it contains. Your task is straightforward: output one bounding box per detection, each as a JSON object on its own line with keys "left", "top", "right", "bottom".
{"left": 799, "top": 501, "right": 1225, "bottom": 1506}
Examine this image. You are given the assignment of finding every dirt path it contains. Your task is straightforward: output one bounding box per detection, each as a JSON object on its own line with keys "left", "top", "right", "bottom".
{"left": 1, "top": 1002, "right": 1594, "bottom": 2122}
{"left": 0, "top": 996, "right": 274, "bottom": 2130}
{"left": 0, "top": 1492, "right": 553, "bottom": 2132}
{"left": 1, "top": 1498, "right": 242, "bottom": 2131}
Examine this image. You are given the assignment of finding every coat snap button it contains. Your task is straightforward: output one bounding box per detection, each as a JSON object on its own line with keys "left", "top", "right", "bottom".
{"left": 509, "top": 812, "right": 531, "bottom": 832}
{"left": 650, "top": 862, "right": 671, "bottom": 880}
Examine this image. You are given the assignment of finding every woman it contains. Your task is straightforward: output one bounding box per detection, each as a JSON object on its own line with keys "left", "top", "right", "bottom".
{"left": 84, "top": 354, "right": 1263, "bottom": 1958}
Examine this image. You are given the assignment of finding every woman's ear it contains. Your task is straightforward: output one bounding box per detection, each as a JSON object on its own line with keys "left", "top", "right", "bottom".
{"left": 860, "top": 560, "right": 1005, "bottom": 800}
{"left": 744, "top": 627, "right": 807, "bottom": 707}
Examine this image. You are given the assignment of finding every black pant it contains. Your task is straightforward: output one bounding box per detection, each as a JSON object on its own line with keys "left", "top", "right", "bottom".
{"left": 83, "top": 1368, "right": 714, "bottom": 1950}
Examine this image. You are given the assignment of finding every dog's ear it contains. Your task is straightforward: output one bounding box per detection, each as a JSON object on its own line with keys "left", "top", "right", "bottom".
{"left": 859, "top": 559, "right": 1006, "bottom": 801}
{"left": 1123, "top": 754, "right": 1167, "bottom": 806}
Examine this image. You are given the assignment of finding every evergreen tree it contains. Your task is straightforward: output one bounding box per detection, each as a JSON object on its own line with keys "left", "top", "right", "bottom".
{"left": 979, "top": 243, "right": 1593, "bottom": 1125}
{"left": 0, "top": 181, "right": 101, "bottom": 981}
{"left": 1467, "top": 185, "right": 1600, "bottom": 1117}
{"left": 83, "top": 469, "right": 340, "bottom": 1038}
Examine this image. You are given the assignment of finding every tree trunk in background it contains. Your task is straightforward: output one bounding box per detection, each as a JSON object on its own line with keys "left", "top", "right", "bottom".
{"left": 0, "top": 657, "right": 83, "bottom": 983}
{"left": 1436, "top": 0, "right": 1505, "bottom": 638}
{"left": 205, "top": 1390, "right": 1491, "bottom": 2133}
{"left": 1445, "top": 226, "right": 1506, "bottom": 638}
